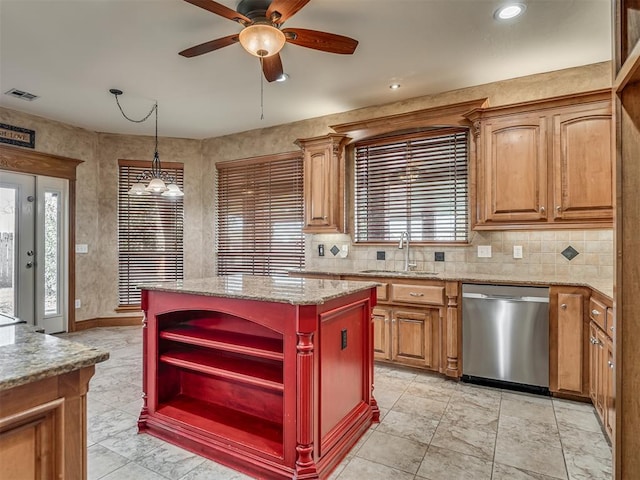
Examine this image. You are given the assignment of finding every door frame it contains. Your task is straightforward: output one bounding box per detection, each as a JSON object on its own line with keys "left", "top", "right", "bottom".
{"left": 0, "top": 144, "right": 83, "bottom": 330}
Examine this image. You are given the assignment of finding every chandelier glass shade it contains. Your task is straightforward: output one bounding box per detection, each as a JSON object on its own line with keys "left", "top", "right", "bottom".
{"left": 238, "top": 24, "right": 286, "bottom": 57}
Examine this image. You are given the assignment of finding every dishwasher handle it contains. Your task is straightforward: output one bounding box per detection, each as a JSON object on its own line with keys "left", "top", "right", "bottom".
{"left": 462, "top": 292, "right": 549, "bottom": 303}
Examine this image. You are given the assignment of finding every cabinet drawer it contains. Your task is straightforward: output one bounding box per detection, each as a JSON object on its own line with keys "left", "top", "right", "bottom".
{"left": 589, "top": 298, "right": 607, "bottom": 331}
{"left": 606, "top": 308, "right": 615, "bottom": 338}
{"left": 391, "top": 284, "right": 445, "bottom": 306}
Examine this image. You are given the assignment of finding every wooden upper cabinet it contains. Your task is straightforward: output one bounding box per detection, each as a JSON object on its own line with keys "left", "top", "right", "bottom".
{"left": 551, "top": 103, "right": 613, "bottom": 221}
{"left": 467, "top": 90, "right": 613, "bottom": 229}
{"left": 481, "top": 113, "right": 548, "bottom": 222}
{"left": 295, "top": 134, "right": 350, "bottom": 233}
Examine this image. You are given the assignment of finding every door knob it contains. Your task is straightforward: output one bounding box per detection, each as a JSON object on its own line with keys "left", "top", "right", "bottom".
{"left": 26, "top": 250, "right": 35, "bottom": 256}
{"left": 25, "top": 261, "right": 33, "bottom": 269}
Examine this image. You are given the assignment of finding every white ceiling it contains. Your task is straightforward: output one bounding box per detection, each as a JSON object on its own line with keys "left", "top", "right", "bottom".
{"left": 0, "top": 0, "right": 611, "bottom": 140}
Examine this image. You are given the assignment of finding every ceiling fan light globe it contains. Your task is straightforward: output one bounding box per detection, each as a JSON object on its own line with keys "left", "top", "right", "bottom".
{"left": 239, "top": 24, "right": 286, "bottom": 57}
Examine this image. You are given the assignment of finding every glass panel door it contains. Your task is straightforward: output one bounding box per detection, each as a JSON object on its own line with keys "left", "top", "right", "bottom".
{"left": 36, "top": 176, "right": 68, "bottom": 333}
{"left": 0, "top": 172, "right": 35, "bottom": 323}
{"left": 0, "top": 172, "right": 68, "bottom": 332}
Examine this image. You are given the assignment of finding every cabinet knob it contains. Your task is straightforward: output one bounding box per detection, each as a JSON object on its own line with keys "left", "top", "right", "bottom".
{"left": 608, "top": 360, "right": 614, "bottom": 369}
{"left": 540, "top": 206, "right": 545, "bottom": 214}
{"left": 590, "top": 336, "right": 598, "bottom": 344}
{"left": 409, "top": 292, "right": 424, "bottom": 297}
{"left": 560, "top": 303, "right": 567, "bottom": 310}
{"left": 610, "top": 326, "right": 614, "bottom": 332}
{"left": 556, "top": 205, "right": 561, "bottom": 212}
{"left": 591, "top": 309, "right": 601, "bottom": 316}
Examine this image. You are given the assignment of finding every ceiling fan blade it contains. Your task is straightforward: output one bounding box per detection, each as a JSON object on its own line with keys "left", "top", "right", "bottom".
{"left": 266, "top": 0, "right": 311, "bottom": 24}
{"left": 183, "top": 0, "right": 250, "bottom": 24}
{"left": 262, "top": 54, "right": 284, "bottom": 83}
{"left": 179, "top": 34, "right": 239, "bottom": 57}
{"left": 282, "top": 28, "right": 358, "bottom": 54}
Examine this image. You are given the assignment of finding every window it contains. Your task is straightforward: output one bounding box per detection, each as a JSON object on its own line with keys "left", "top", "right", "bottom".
{"left": 118, "top": 160, "right": 184, "bottom": 306}
{"left": 217, "top": 153, "right": 304, "bottom": 276}
{"left": 354, "top": 128, "right": 469, "bottom": 243}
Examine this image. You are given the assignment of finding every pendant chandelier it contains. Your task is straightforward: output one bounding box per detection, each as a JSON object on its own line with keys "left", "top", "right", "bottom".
{"left": 109, "top": 89, "right": 184, "bottom": 197}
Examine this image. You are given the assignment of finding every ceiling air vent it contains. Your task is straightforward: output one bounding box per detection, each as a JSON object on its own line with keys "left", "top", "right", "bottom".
{"left": 4, "top": 88, "right": 39, "bottom": 101}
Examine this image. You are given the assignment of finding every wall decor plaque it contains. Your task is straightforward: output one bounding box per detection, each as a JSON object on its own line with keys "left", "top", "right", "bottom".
{"left": 0, "top": 123, "right": 35, "bottom": 148}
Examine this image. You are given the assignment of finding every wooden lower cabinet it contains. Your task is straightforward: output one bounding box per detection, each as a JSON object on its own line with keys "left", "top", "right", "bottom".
{"left": 392, "top": 307, "right": 439, "bottom": 370}
{"left": 588, "top": 293, "right": 615, "bottom": 443}
{"left": 0, "top": 367, "right": 95, "bottom": 480}
{"left": 589, "top": 321, "right": 606, "bottom": 418}
{"left": 549, "top": 286, "right": 589, "bottom": 397}
{"left": 372, "top": 306, "right": 392, "bottom": 361}
{"left": 605, "top": 336, "right": 615, "bottom": 440}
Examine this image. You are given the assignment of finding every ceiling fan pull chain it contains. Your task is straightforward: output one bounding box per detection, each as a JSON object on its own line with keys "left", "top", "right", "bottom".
{"left": 260, "top": 56, "right": 264, "bottom": 120}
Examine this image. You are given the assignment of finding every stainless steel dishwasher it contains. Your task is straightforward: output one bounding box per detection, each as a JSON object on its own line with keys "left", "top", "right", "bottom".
{"left": 462, "top": 283, "right": 550, "bottom": 392}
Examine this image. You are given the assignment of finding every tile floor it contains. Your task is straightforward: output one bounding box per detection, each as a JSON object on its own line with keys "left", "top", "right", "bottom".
{"left": 59, "top": 326, "right": 612, "bottom": 480}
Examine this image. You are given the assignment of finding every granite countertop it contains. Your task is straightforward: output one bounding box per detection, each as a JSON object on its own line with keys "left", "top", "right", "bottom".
{"left": 0, "top": 324, "right": 109, "bottom": 391}
{"left": 139, "top": 275, "right": 379, "bottom": 305}
{"left": 288, "top": 268, "right": 614, "bottom": 300}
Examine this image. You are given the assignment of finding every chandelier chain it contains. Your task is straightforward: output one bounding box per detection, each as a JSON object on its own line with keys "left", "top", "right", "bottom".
{"left": 113, "top": 93, "right": 157, "bottom": 124}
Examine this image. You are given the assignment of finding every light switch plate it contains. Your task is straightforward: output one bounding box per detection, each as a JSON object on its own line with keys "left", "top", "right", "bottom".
{"left": 513, "top": 245, "right": 523, "bottom": 259}
{"left": 477, "top": 245, "right": 492, "bottom": 258}
{"left": 75, "top": 244, "right": 88, "bottom": 254}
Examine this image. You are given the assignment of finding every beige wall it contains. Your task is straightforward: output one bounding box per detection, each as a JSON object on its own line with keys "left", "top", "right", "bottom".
{"left": 0, "top": 61, "right": 612, "bottom": 323}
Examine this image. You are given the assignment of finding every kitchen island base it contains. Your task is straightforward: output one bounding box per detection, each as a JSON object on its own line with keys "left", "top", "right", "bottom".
{"left": 138, "top": 277, "right": 379, "bottom": 480}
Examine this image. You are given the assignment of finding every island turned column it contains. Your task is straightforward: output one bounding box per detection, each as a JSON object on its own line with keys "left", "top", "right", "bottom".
{"left": 295, "top": 330, "right": 316, "bottom": 478}
{"left": 137, "top": 276, "right": 378, "bottom": 480}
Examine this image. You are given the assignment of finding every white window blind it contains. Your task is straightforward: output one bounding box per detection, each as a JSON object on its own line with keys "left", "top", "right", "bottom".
{"left": 216, "top": 153, "right": 304, "bottom": 276}
{"left": 354, "top": 128, "right": 469, "bottom": 243}
{"left": 118, "top": 159, "right": 184, "bottom": 306}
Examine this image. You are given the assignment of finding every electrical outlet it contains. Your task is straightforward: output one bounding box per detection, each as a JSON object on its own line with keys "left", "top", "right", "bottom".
{"left": 513, "top": 245, "right": 523, "bottom": 259}
{"left": 477, "top": 245, "right": 492, "bottom": 258}
{"left": 75, "top": 244, "right": 88, "bottom": 254}
{"left": 74, "top": 299, "right": 81, "bottom": 309}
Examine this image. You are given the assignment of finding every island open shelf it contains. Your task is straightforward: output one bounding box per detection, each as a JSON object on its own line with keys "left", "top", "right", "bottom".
{"left": 138, "top": 276, "right": 379, "bottom": 480}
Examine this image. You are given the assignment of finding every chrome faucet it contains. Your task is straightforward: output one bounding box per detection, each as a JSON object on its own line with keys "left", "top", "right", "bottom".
{"left": 398, "top": 231, "right": 416, "bottom": 271}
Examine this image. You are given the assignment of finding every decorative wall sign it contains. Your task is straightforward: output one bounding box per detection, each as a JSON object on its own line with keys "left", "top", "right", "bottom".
{"left": 0, "top": 123, "right": 35, "bottom": 148}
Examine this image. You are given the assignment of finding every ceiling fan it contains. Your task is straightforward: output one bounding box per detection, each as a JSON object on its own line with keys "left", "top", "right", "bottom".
{"left": 179, "top": 0, "right": 359, "bottom": 82}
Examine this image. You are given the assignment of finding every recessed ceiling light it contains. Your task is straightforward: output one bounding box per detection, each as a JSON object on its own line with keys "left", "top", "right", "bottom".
{"left": 389, "top": 83, "right": 401, "bottom": 90}
{"left": 494, "top": 3, "right": 526, "bottom": 20}
{"left": 276, "top": 73, "right": 289, "bottom": 82}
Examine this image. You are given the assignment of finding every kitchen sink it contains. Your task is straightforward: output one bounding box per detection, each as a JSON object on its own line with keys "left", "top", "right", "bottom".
{"left": 359, "top": 269, "right": 439, "bottom": 276}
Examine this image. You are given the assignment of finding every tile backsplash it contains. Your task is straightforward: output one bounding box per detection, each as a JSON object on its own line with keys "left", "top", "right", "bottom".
{"left": 305, "top": 230, "right": 613, "bottom": 282}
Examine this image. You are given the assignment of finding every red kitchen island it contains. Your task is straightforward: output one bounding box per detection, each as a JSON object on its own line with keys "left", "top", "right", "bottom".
{"left": 138, "top": 275, "right": 379, "bottom": 480}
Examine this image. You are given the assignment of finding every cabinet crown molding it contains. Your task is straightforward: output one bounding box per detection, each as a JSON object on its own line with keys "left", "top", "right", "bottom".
{"left": 329, "top": 98, "right": 488, "bottom": 142}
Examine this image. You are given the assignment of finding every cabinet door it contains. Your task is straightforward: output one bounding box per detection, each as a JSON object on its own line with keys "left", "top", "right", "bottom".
{"left": 605, "top": 335, "right": 615, "bottom": 440}
{"left": 551, "top": 103, "right": 613, "bottom": 221}
{"left": 589, "top": 321, "right": 606, "bottom": 421}
{"left": 480, "top": 113, "right": 548, "bottom": 223}
{"left": 392, "top": 307, "right": 438, "bottom": 370}
{"left": 552, "top": 290, "right": 587, "bottom": 395}
{"left": 297, "top": 134, "right": 348, "bottom": 233}
{"left": 372, "top": 306, "right": 392, "bottom": 361}
{"left": 588, "top": 321, "right": 600, "bottom": 405}
{"left": 596, "top": 327, "right": 608, "bottom": 421}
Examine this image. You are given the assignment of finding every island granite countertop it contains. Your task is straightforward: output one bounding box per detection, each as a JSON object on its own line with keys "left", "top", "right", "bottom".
{"left": 287, "top": 268, "right": 613, "bottom": 300}
{"left": 0, "top": 324, "right": 109, "bottom": 391}
{"left": 139, "top": 274, "right": 380, "bottom": 305}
